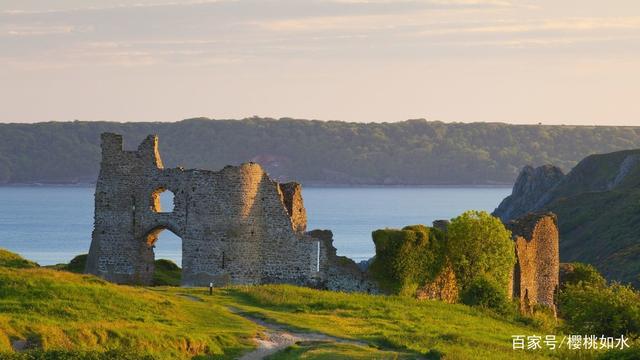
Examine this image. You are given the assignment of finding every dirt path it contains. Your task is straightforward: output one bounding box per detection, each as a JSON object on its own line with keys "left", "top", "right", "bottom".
{"left": 230, "top": 309, "right": 368, "bottom": 360}
{"left": 176, "top": 295, "right": 368, "bottom": 359}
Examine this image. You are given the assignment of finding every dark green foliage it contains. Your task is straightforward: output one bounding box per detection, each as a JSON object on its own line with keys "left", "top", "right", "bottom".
{"left": 597, "top": 346, "right": 640, "bottom": 360}
{"left": 460, "top": 275, "right": 510, "bottom": 315}
{"left": 446, "top": 211, "right": 515, "bottom": 292}
{"left": 2, "top": 118, "right": 640, "bottom": 185}
{"left": 0, "top": 350, "right": 157, "bottom": 360}
{"left": 60, "top": 254, "right": 88, "bottom": 274}
{"left": 0, "top": 249, "right": 39, "bottom": 269}
{"left": 369, "top": 225, "right": 445, "bottom": 295}
{"left": 46, "top": 255, "right": 86, "bottom": 274}
{"left": 152, "top": 259, "right": 182, "bottom": 286}
{"left": 562, "top": 262, "right": 606, "bottom": 288}
{"left": 559, "top": 282, "right": 640, "bottom": 337}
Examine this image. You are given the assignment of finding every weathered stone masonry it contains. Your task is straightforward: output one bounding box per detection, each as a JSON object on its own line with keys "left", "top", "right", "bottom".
{"left": 86, "top": 133, "right": 361, "bottom": 287}
{"left": 507, "top": 212, "right": 560, "bottom": 315}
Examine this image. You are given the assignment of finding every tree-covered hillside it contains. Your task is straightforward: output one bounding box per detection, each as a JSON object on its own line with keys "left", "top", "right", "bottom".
{"left": 1, "top": 118, "right": 639, "bottom": 185}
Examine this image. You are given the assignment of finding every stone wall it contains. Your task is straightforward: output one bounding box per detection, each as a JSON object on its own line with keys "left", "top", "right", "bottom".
{"left": 507, "top": 212, "right": 560, "bottom": 315}
{"left": 307, "top": 230, "right": 378, "bottom": 293}
{"left": 86, "top": 133, "right": 327, "bottom": 286}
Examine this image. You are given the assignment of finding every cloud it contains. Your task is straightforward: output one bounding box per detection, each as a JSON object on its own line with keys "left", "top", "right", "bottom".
{"left": 1, "top": 0, "right": 234, "bottom": 15}
{"left": 2, "top": 24, "right": 92, "bottom": 36}
{"left": 328, "top": 0, "right": 512, "bottom": 6}
{"left": 415, "top": 17, "right": 640, "bottom": 36}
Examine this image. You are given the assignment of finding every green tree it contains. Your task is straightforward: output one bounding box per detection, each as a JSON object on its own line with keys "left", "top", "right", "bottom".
{"left": 460, "top": 274, "right": 511, "bottom": 314}
{"left": 369, "top": 225, "right": 446, "bottom": 295}
{"left": 561, "top": 262, "right": 606, "bottom": 288}
{"left": 447, "top": 210, "right": 515, "bottom": 292}
{"left": 559, "top": 282, "right": 640, "bottom": 336}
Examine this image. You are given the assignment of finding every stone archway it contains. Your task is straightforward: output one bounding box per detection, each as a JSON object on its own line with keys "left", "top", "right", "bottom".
{"left": 142, "top": 225, "right": 183, "bottom": 285}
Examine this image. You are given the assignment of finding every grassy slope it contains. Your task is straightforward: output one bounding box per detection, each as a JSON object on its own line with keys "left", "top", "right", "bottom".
{"left": 0, "top": 250, "right": 38, "bottom": 269}
{"left": 0, "top": 250, "right": 552, "bottom": 359}
{"left": 543, "top": 151, "right": 640, "bottom": 287}
{"left": 0, "top": 266, "right": 258, "bottom": 359}
{"left": 195, "top": 286, "right": 550, "bottom": 360}
{"left": 152, "top": 259, "right": 182, "bottom": 286}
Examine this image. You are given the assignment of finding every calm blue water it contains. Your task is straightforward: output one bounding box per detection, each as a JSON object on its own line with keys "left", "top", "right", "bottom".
{"left": 0, "top": 186, "right": 511, "bottom": 266}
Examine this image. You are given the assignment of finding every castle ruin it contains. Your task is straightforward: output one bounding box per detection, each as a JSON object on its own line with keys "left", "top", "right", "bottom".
{"left": 507, "top": 212, "right": 560, "bottom": 315}
{"left": 86, "top": 133, "right": 373, "bottom": 289}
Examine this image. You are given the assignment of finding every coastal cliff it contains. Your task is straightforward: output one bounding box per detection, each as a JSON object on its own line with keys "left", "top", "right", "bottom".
{"left": 494, "top": 149, "right": 640, "bottom": 287}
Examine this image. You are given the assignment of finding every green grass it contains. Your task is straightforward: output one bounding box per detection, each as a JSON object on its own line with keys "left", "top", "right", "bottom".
{"left": 0, "top": 250, "right": 564, "bottom": 359}
{"left": 152, "top": 259, "right": 182, "bottom": 286}
{"left": 0, "top": 263, "right": 258, "bottom": 358}
{"left": 266, "top": 341, "right": 420, "bottom": 359}
{"left": 0, "top": 249, "right": 38, "bottom": 269}
{"left": 192, "top": 285, "right": 554, "bottom": 359}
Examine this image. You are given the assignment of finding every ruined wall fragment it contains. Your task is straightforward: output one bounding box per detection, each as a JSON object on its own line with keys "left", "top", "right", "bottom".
{"left": 416, "top": 264, "right": 458, "bottom": 303}
{"left": 507, "top": 212, "right": 560, "bottom": 315}
{"left": 307, "top": 229, "right": 378, "bottom": 293}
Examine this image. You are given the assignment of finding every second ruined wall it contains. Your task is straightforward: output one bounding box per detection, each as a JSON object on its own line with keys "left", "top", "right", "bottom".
{"left": 507, "top": 212, "right": 560, "bottom": 314}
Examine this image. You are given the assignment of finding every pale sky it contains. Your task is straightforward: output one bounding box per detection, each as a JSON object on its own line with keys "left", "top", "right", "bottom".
{"left": 1, "top": 0, "right": 640, "bottom": 125}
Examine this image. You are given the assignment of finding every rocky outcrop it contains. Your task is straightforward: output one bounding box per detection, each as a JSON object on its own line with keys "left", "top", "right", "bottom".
{"left": 493, "top": 165, "right": 564, "bottom": 222}
{"left": 494, "top": 149, "right": 640, "bottom": 287}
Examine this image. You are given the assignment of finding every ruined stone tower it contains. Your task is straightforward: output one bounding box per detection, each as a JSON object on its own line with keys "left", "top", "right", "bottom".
{"left": 507, "top": 212, "right": 560, "bottom": 315}
{"left": 86, "top": 133, "right": 322, "bottom": 286}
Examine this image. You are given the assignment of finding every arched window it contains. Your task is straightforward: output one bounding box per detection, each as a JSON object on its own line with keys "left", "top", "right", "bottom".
{"left": 151, "top": 187, "right": 175, "bottom": 213}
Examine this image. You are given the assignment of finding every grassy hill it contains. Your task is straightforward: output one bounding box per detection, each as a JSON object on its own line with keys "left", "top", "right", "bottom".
{"left": 0, "top": 249, "right": 558, "bottom": 359}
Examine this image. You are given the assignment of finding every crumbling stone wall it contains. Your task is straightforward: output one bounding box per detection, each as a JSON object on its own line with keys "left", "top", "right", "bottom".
{"left": 86, "top": 133, "right": 327, "bottom": 286}
{"left": 416, "top": 264, "right": 458, "bottom": 303}
{"left": 507, "top": 212, "right": 560, "bottom": 315}
{"left": 307, "top": 230, "right": 378, "bottom": 293}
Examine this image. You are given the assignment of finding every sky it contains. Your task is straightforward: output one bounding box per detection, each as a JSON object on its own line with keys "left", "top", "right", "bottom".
{"left": 1, "top": 0, "right": 639, "bottom": 125}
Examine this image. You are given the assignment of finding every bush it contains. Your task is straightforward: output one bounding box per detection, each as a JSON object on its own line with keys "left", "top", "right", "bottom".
{"left": 559, "top": 282, "right": 640, "bottom": 337}
{"left": 65, "top": 254, "right": 88, "bottom": 273}
{"left": 447, "top": 211, "right": 515, "bottom": 292}
{"left": 460, "top": 275, "right": 511, "bottom": 314}
{"left": 561, "top": 262, "right": 606, "bottom": 288}
{"left": 597, "top": 346, "right": 640, "bottom": 360}
{"left": 370, "top": 225, "right": 446, "bottom": 295}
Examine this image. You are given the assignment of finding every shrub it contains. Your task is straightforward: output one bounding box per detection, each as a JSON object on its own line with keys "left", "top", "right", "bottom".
{"left": 561, "top": 262, "right": 606, "bottom": 288}
{"left": 65, "top": 254, "right": 88, "bottom": 273}
{"left": 447, "top": 211, "right": 515, "bottom": 292}
{"left": 559, "top": 282, "right": 640, "bottom": 337}
{"left": 460, "top": 275, "right": 511, "bottom": 314}
{"left": 597, "top": 345, "right": 640, "bottom": 360}
{"left": 369, "top": 225, "right": 446, "bottom": 295}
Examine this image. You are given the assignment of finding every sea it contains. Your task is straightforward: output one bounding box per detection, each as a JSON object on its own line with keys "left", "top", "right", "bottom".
{"left": 0, "top": 186, "right": 511, "bottom": 266}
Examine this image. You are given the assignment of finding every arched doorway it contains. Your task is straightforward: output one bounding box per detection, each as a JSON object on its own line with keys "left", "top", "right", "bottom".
{"left": 145, "top": 226, "right": 182, "bottom": 286}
